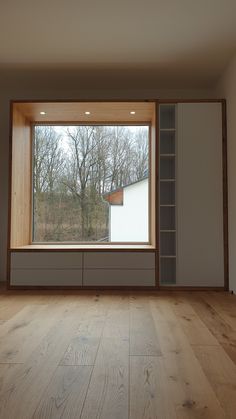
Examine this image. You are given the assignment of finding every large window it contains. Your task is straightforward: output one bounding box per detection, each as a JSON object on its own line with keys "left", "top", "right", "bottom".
{"left": 10, "top": 101, "right": 156, "bottom": 249}
{"left": 33, "top": 124, "right": 149, "bottom": 243}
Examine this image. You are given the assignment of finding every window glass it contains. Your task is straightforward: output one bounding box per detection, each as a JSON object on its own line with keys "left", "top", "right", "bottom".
{"left": 33, "top": 125, "right": 149, "bottom": 242}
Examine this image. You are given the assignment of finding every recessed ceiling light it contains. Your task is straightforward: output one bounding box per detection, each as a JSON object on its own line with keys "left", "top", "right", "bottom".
{"left": 85, "top": 111, "right": 91, "bottom": 115}
{"left": 130, "top": 111, "right": 136, "bottom": 115}
{"left": 40, "top": 111, "right": 46, "bottom": 115}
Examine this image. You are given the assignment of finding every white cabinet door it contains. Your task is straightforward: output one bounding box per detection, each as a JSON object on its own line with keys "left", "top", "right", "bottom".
{"left": 11, "top": 269, "right": 82, "bottom": 286}
{"left": 176, "top": 103, "right": 224, "bottom": 286}
{"left": 11, "top": 252, "right": 83, "bottom": 269}
{"left": 84, "top": 252, "right": 155, "bottom": 269}
{"left": 10, "top": 252, "right": 83, "bottom": 286}
{"left": 83, "top": 269, "right": 155, "bottom": 286}
{"left": 84, "top": 252, "right": 156, "bottom": 286}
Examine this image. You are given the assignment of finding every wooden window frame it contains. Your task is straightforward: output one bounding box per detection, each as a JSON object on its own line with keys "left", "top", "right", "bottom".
{"left": 9, "top": 101, "right": 157, "bottom": 250}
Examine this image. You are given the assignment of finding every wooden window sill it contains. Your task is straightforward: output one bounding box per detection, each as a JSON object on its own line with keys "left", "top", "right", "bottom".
{"left": 10, "top": 244, "right": 156, "bottom": 252}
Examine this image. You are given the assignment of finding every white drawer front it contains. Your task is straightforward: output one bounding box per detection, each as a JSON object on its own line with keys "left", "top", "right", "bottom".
{"left": 83, "top": 269, "right": 155, "bottom": 286}
{"left": 11, "top": 252, "right": 83, "bottom": 269}
{"left": 11, "top": 269, "right": 82, "bottom": 286}
{"left": 84, "top": 252, "right": 155, "bottom": 269}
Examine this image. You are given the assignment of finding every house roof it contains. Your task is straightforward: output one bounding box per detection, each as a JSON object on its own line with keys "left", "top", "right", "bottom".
{"left": 103, "top": 188, "right": 124, "bottom": 206}
{"left": 103, "top": 173, "right": 148, "bottom": 205}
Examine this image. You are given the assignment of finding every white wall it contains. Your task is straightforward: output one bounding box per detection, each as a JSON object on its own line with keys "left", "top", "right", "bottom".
{"left": 217, "top": 53, "right": 236, "bottom": 293}
{"left": 110, "top": 179, "right": 148, "bottom": 242}
{"left": 0, "top": 67, "right": 216, "bottom": 281}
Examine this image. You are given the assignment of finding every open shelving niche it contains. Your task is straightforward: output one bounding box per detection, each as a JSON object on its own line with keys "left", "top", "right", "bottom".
{"left": 159, "top": 104, "right": 177, "bottom": 285}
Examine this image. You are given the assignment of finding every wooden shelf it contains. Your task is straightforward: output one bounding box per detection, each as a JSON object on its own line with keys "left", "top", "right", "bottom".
{"left": 160, "top": 230, "right": 176, "bottom": 233}
{"left": 160, "top": 255, "right": 176, "bottom": 258}
{"left": 160, "top": 204, "right": 176, "bottom": 207}
{"left": 11, "top": 244, "right": 156, "bottom": 251}
{"left": 160, "top": 128, "right": 176, "bottom": 132}
{"left": 160, "top": 154, "right": 175, "bottom": 157}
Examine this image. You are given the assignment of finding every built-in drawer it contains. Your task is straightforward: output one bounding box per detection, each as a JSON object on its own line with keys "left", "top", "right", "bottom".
{"left": 84, "top": 252, "right": 155, "bottom": 269}
{"left": 11, "top": 269, "right": 82, "bottom": 286}
{"left": 83, "top": 269, "right": 155, "bottom": 286}
{"left": 11, "top": 252, "right": 83, "bottom": 270}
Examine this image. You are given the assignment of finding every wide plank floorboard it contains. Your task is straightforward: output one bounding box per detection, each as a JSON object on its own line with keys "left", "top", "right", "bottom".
{"left": 0, "top": 303, "right": 87, "bottom": 419}
{"left": 192, "top": 345, "right": 236, "bottom": 419}
{"left": 186, "top": 293, "right": 236, "bottom": 364}
{"left": 0, "top": 290, "right": 235, "bottom": 418}
{"left": 32, "top": 366, "right": 92, "bottom": 419}
{"left": 130, "top": 296, "right": 162, "bottom": 356}
{"left": 80, "top": 337, "right": 129, "bottom": 419}
{"left": 130, "top": 355, "right": 177, "bottom": 419}
{"left": 150, "top": 299, "right": 226, "bottom": 418}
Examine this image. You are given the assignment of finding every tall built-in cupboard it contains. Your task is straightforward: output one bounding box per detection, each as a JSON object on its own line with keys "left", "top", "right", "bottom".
{"left": 159, "top": 102, "right": 226, "bottom": 287}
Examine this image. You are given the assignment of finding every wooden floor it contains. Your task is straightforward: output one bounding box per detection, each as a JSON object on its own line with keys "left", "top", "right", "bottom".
{"left": 0, "top": 290, "right": 235, "bottom": 418}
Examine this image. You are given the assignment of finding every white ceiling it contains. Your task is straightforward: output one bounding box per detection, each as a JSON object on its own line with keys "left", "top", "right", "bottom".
{"left": 0, "top": 0, "right": 236, "bottom": 88}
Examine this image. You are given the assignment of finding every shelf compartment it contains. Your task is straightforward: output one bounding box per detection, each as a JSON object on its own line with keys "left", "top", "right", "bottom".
{"left": 160, "top": 206, "right": 175, "bottom": 230}
{"left": 160, "top": 130, "right": 175, "bottom": 154}
{"left": 160, "top": 156, "right": 175, "bottom": 179}
{"left": 160, "top": 231, "right": 176, "bottom": 256}
{"left": 160, "top": 257, "right": 176, "bottom": 284}
{"left": 159, "top": 105, "right": 176, "bottom": 130}
{"left": 160, "top": 181, "right": 175, "bottom": 205}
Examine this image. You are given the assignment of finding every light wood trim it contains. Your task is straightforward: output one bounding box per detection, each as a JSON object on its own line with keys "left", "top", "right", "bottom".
{"left": 4, "top": 285, "right": 227, "bottom": 291}
{"left": 9, "top": 101, "right": 156, "bottom": 250}
{"left": 29, "top": 124, "right": 34, "bottom": 244}
{"left": 7, "top": 285, "right": 158, "bottom": 290}
{"left": 10, "top": 245, "right": 155, "bottom": 251}
{"left": 149, "top": 104, "right": 156, "bottom": 249}
{"left": 32, "top": 121, "right": 151, "bottom": 126}
{"left": 158, "top": 99, "right": 225, "bottom": 104}
{"left": 14, "top": 102, "right": 155, "bottom": 123}
{"left": 10, "top": 106, "right": 31, "bottom": 248}
{"left": 7, "top": 102, "right": 14, "bottom": 290}
{"left": 222, "top": 100, "right": 229, "bottom": 291}
{"left": 159, "top": 286, "right": 225, "bottom": 291}
{"left": 155, "top": 101, "right": 159, "bottom": 287}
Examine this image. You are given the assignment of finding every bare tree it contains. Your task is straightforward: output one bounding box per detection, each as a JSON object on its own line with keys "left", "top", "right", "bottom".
{"left": 132, "top": 127, "right": 149, "bottom": 180}
{"left": 64, "top": 126, "right": 109, "bottom": 240}
{"left": 33, "top": 126, "right": 65, "bottom": 240}
{"left": 34, "top": 126, "right": 64, "bottom": 194}
{"left": 33, "top": 124, "right": 149, "bottom": 242}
